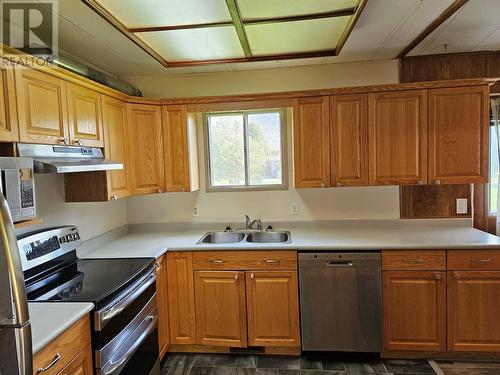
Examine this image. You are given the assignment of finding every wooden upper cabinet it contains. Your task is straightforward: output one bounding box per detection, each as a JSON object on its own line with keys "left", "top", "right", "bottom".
{"left": 156, "top": 255, "right": 170, "bottom": 358}
{"left": 368, "top": 90, "right": 427, "bottom": 185}
{"left": 447, "top": 271, "right": 500, "bottom": 352}
{"left": 330, "top": 94, "right": 368, "bottom": 186}
{"left": 293, "top": 96, "right": 330, "bottom": 188}
{"left": 102, "top": 96, "right": 130, "bottom": 200}
{"left": 246, "top": 270, "right": 300, "bottom": 348}
{"left": 382, "top": 271, "right": 446, "bottom": 352}
{"left": 67, "top": 83, "right": 103, "bottom": 147}
{"left": 0, "top": 67, "right": 19, "bottom": 142}
{"left": 166, "top": 252, "right": 196, "bottom": 345}
{"left": 162, "top": 105, "right": 199, "bottom": 192}
{"left": 194, "top": 271, "right": 247, "bottom": 347}
{"left": 15, "top": 67, "right": 69, "bottom": 145}
{"left": 428, "top": 86, "right": 489, "bottom": 184}
{"left": 127, "top": 103, "right": 164, "bottom": 195}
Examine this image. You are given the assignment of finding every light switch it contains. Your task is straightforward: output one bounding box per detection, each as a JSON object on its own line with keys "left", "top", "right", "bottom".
{"left": 193, "top": 206, "right": 199, "bottom": 217}
{"left": 456, "top": 198, "right": 468, "bottom": 214}
{"left": 290, "top": 202, "right": 298, "bottom": 215}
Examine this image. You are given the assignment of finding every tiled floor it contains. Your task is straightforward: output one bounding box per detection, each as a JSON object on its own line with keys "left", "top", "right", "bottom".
{"left": 160, "top": 353, "right": 437, "bottom": 375}
{"left": 435, "top": 360, "right": 500, "bottom": 375}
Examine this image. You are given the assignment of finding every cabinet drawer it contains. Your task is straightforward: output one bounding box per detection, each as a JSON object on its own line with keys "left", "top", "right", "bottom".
{"left": 33, "top": 315, "right": 91, "bottom": 375}
{"left": 448, "top": 250, "right": 500, "bottom": 270}
{"left": 382, "top": 250, "right": 446, "bottom": 270}
{"left": 193, "top": 251, "right": 297, "bottom": 270}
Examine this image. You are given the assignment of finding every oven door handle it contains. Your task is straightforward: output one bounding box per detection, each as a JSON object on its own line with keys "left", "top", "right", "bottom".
{"left": 98, "top": 271, "right": 156, "bottom": 328}
{"left": 101, "top": 313, "right": 158, "bottom": 375}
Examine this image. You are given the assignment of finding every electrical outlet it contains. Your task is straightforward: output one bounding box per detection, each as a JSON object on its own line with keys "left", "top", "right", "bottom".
{"left": 290, "top": 202, "right": 298, "bottom": 215}
{"left": 193, "top": 206, "right": 199, "bottom": 217}
{"left": 456, "top": 198, "right": 468, "bottom": 214}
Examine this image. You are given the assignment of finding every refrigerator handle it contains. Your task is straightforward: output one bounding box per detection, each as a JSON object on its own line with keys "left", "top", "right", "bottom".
{"left": 0, "top": 192, "right": 30, "bottom": 325}
{"left": 18, "top": 324, "right": 33, "bottom": 375}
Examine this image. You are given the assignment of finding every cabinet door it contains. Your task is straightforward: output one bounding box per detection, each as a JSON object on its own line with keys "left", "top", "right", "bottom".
{"left": 382, "top": 271, "right": 446, "bottom": 351}
{"left": 102, "top": 96, "right": 130, "bottom": 200}
{"left": 246, "top": 271, "right": 300, "bottom": 347}
{"left": 368, "top": 90, "right": 427, "bottom": 185}
{"left": 448, "top": 271, "right": 500, "bottom": 351}
{"left": 194, "top": 271, "right": 247, "bottom": 347}
{"left": 0, "top": 67, "right": 19, "bottom": 142}
{"left": 293, "top": 96, "right": 330, "bottom": 188}
{"left": 67, "top": 83, "right": 103, "bottom": 147}
{"left": 156, "top": 255, "right": 170, "bottom": 358}
{"left": 331, "top": 94, "right": 368, "bottom": 186}
{"left": 163, "top": 105, "right": 199, "bottom": 192}
{"left": 59, "top": 345, "right": 93, "bottom": 375}
{"left": 15, "top": 67, "right": 69, "bottom": 145}
{"left": 166, "top": 252, "right": 196, "bottom": 345}
{"left": 127, "top": 104, "right": 164, "bottom": 195}
{"left": 428, "top": 86, "right": 489, "bottom": 184}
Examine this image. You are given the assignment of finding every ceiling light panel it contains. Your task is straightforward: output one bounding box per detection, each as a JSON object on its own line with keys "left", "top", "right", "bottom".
{"left": 95, "top": 0, "right": 232, "bottom": 28}
{"left": 238, "top": 0, "right": 358, "bottom": 19}
{"left": 136, "top": 27, "right": 245, "bottom": 62}
{"left": 246, "top": 17, "right": 350, "bottom": 56}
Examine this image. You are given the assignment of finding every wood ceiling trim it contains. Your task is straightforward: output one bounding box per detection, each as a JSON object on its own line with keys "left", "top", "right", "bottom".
{"left": 335, "top": 0, "right": 368, "bottom": 55}
{"left": 167, "top": 50, "right": 337, "bottom": 68}
{"left": 80, "top": 0, "right": 170, "bottom": 67}
{"left": 243, "top": 8, "right": 356, "bottom": 26}
{"left": 129, "top": 21, "right": 234, "bottom": 33}
{"left": 225, "top": 0, "right": 252, "bottom": 58}
{"left": 397, "top": 0, "right": 469, "bottom": 59}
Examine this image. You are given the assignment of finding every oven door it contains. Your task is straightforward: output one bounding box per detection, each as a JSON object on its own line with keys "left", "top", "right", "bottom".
{"left": 97, "top": 303, "right": 159, "bottom": 375}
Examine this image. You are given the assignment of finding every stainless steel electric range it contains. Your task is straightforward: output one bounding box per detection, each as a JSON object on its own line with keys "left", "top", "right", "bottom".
{"left": 18, "top": 226, "right": 160, "bottom": 375}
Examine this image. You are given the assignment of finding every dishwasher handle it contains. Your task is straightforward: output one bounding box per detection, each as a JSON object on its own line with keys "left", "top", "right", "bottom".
{"left": 326, "top": 260, "right": 353, "bottom": 267}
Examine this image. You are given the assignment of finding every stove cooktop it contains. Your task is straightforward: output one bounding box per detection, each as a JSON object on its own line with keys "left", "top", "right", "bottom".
{"left": 26, "top": 257, "right": 155, "bottom": 308}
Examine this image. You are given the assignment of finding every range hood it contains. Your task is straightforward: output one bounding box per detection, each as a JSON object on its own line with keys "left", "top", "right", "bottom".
{"left": 17, "top": 144, "right": 123, "bottom": 173}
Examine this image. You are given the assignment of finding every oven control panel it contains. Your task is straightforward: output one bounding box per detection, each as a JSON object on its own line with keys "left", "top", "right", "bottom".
{"left": 17, "top": 226, "right": 82, "bottom": 271}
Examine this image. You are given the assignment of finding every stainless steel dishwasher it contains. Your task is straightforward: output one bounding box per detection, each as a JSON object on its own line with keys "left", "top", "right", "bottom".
{"left": 299, "top": 252, "right": 382, "bottom": 352}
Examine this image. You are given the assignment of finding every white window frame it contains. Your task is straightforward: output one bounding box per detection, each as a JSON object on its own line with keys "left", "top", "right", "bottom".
{"left": 204, "top": 109, "right": 288, "bottom": 192}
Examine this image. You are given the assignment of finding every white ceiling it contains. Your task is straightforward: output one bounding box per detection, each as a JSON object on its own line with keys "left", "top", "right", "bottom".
{"left": 408, "top": 0, "right": 500, "bottom": 55}
{"left": 31, "top": 0, "right": 500, "bottom": 78}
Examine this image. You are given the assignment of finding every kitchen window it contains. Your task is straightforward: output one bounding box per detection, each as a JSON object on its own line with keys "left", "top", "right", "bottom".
{"left": 205, "top": 110, "right": 287, "bottom": 191}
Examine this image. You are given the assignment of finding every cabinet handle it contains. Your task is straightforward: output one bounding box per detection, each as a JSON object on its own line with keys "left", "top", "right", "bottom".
{"left": 337, "top": 182, "right": 342, "bottom": 187}
{"left": 434, "top": 180, "right": 441, "bottom": 185}
{"left": 321, "top": 183, "right": 326, "bottom": 188}
{"left": 250, "top": 273, "right": 255, "bottom": 279}
{"left": 36, "top": 353, "right": 61, "bottom": 374}
{"left": 403, "top": 258, "right": 424, "bottom": 264}
{"left": 210, "top": 259, "right": 224, "bottom": 264}
{"left": 155, "top": 263, "right": 161, "bottom": 272}
{"left": 264, "top": 258, "right": 280, "bottom": 264}
{"left": 111, "top": 195, "right": 117, "bottom": 201}
{"left": 471, "top": 258, "right": 491, "bottom": 264}
{"left": 234, "top": 274, "right": 239, "bottom": 280}
{"left": 59, "top": 138, "right": 68, "bottom": 145}
{"left": 455, "top": 273, "right": 461, "bottom": 280}
{"left": 74, "top": 139, "right": 82, "bottom": 146}
{"left": 435, "top": 273, "right": 442, "bottom": 280}
{"left": 157, "top": 188, "right": 162, "bottom": 194}
{"left": 181, "top": 186, "right": 186, "bottom": 192}
{"left": 418, "top": 180, "right": 424, "bottom": 185}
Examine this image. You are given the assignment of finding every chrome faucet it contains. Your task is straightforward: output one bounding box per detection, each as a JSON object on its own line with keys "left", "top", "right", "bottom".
{"left": 245, "top": 215, "right": 262, "bottom": 231}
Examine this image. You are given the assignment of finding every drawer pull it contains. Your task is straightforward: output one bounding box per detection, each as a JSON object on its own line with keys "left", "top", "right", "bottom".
{"left": 455, "top": 273, "right": 461, "bottom": 280}
{"left": 250, "top": 273, "right": 255, "bottom": 279}
{"left": 264, "top": 258, "right": 280, "bottom": 264}
{"left": 403, "top": 258, "right": 424, "bottom": 264}
{"left": 36, "top": 353, "right": 61, "bottom": 374}
{"left": 471, "top": 258, "right": 491, "bottom": 264}
{"left": 435, "top": 273, "right": 442, "bottom": 280}
{"left": 210, "top": 259, "right": 225, "bottom": 264}
{"left": 234, "top": 274, "right": 239, "bottom": 280}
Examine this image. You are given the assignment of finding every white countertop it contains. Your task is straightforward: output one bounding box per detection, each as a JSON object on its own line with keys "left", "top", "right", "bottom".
{"left": 29, "top": 302, "right": 94, "bottom": 354}
{"left": 79, "top": 219, "right": 500, "bottom": 260}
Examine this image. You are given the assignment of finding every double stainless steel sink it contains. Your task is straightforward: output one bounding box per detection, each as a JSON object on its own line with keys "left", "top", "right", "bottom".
{"left": 198, "top": 230, "right": 291, "bottom": 244}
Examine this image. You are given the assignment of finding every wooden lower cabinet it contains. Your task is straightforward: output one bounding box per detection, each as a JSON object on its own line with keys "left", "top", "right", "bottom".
{"left": 156, "top": 255, "right": 170, "bottom": 358}
{"left": 166, "top": 252, "right": 196, "bottom": 345}
{"left": 447, "top": 271, "right": 500, "bottom": 351}
{"left": 58, "top": 345, "right": 93, "bottom": 375}
{"left": 246, "top": 271, "right": 300, "bottom": 347}
{"left": 194, "top": 271, "right": 247, "bottom": 347}
{"left": 382, "top": 271, "right": 446, "bottom": 351}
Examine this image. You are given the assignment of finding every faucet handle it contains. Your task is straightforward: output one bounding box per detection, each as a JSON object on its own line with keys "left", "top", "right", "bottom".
{"left": 256, "top": 219, "right": 262, "bottom": 231}
{"left": 266, "top": 225, "right": 275, "bottom": 232}
{"left": 224, "top": 225, "right": 233, "bottom": 232}
{"left": 245, "top": 215, "right": 251, "bottom": 224}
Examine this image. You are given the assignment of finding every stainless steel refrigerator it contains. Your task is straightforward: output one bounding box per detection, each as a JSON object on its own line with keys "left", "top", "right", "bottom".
{"left": 0, "top": 191, "right": 32, "bottom": 375}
